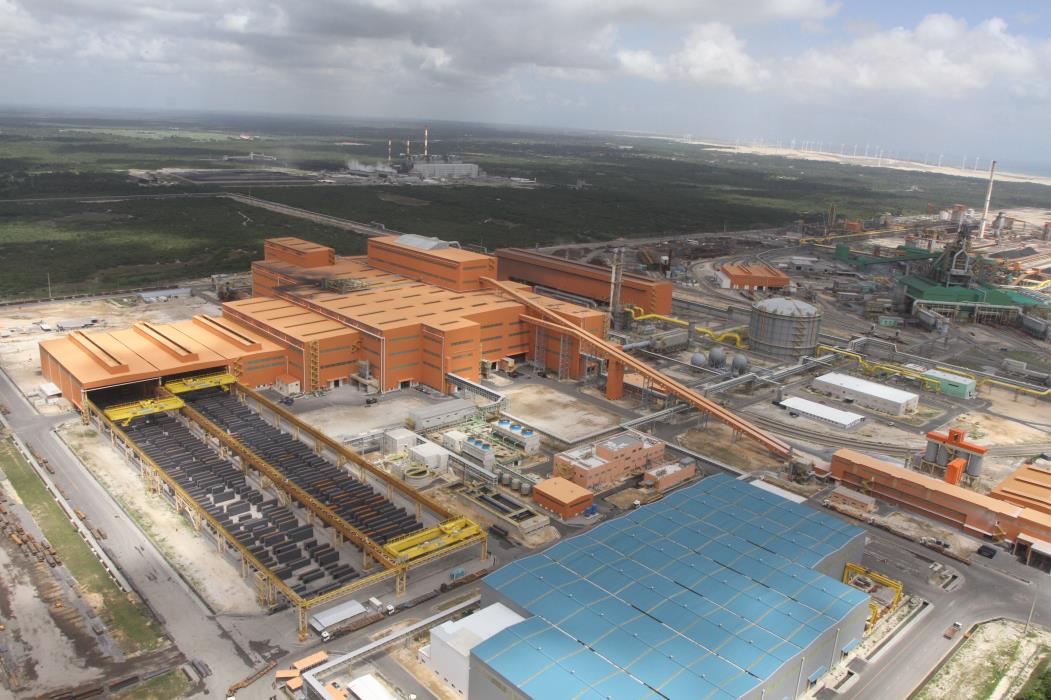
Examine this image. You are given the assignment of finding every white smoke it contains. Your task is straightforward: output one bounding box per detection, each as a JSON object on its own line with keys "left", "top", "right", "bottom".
{"left": 346, "top": 159, "right": 396, "bottom": 173}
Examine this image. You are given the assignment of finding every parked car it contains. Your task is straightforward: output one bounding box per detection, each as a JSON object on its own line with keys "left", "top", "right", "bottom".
{"left": 977, "top": 545, "right": 997, "bottom": 559}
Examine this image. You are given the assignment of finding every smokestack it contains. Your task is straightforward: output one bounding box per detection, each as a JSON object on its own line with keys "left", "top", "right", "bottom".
{"left": 424, "top": 127, "right": 429, "bottom": 158}
{"left": 978, "top": 160, "right": 997, "bottom": 239}
{"left": 406, "top": 139, "right": 411, "bottom": 158}
{"left": 387, "top": 139, "right": 392, "bottom": 164}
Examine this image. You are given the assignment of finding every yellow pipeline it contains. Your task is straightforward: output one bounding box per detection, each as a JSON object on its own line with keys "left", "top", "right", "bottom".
{"left": 625, "top": 305, "right": 746, "bottom": 348}
{"left": 930, "top": 365, "right": 1051, "bottom": 398}
{"left": 816, "top": 345, "right": 939, "bottom": 388}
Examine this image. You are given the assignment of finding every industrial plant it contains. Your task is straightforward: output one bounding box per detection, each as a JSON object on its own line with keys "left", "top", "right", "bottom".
{"left": 3, "top": 170, "right": 1051, "bottom": 700}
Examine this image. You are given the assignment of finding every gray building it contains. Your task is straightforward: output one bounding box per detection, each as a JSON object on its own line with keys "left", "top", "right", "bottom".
{"left": 412, "top": 162, "right": 480, "bottom": 179}
{"left": 409, "top": 398, "right": 477, "bottom": 430}
{"left": 812, "top": 372, "right": 919, "bottom": 415}
{"left": 470, "top": 474, "right": 870, "bottom": 700}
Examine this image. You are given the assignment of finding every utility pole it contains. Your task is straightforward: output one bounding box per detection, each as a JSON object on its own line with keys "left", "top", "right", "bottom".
{"left": 47, "top": 272, "right": 52, "bottom": 300}
{"left": 1024, "top": 586, "right": 1039, "bottom": 635}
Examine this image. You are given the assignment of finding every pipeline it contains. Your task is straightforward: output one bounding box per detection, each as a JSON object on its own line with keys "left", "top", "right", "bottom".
{"left": 625, "top": 305, "right": 746, "bottom": 348}
{"left": 815, "top": 345, "right": 940, "bottom": 388}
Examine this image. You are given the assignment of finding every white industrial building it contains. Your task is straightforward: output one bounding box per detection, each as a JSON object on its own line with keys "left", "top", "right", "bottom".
{"left": 419, "top": 603, "right": 524, "bottom": 696}
{"left": 780, "top": 397, "right": 866, "bottom": 430}
{"left": 811, "top": 372, "right": 919, "bottom": 416}
{"left": 491, "top": 419, "right": 541, "bottom": 454}
{"left": 382, "top": 427, "right": 417, "bottom": 454}
{"left": 410, "top": 442, "right": 451, "bottom": 470}
{"left": 412, "top": 162, "right": 480, "bottom": 179}
{"left": 409, "top": 399, "right": 476, "bottom": 430}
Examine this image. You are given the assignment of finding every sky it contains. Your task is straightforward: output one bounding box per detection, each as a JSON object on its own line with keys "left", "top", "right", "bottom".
{"left": 3, "top": 0, "right": 1051, "bottom": 169}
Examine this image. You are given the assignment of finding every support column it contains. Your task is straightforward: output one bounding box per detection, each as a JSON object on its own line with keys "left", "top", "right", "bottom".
{"left": 606, "top": 360, "right": 625, "bottom": 400}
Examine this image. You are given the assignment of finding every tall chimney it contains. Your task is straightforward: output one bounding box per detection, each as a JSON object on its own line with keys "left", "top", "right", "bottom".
{"left": 387, "top": 139, "right": 392, "bottom": 164}
{"left": 406, "top": 139, "right": 411, "bottom": 158}
{"left": 978, "top": 160, "right": 997, "bottom": 239}
{"left": 424, "top": 127, "right": 429, "bottom": 158}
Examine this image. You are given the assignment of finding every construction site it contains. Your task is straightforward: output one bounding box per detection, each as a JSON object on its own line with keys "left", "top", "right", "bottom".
{"left": 1, "top": 165, "right": 1050, "bottom": 699}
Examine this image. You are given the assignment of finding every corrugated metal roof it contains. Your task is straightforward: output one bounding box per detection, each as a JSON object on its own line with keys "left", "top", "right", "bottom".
{"left": 814, "top": 372, "right": 918, "bottom": 404}
{"left": 753, "top": 298, "right": 818, "bottom": 316}
{"left": 780, "top": 397, "right": 865, "bottom": 427}
{"left": 478, "top": 475, "right": 867, "bottom": 699}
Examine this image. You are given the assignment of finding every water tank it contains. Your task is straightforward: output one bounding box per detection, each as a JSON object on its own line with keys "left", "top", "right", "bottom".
{"left": 500, "top": 472, "right": 512, "bottom": 486}
{"left": 690, "top": 352, "right": 706, "bottom": 367}
{"left": 965, "top": 453, "right": 984, "bottom": 477}
{"left": 731, "top": 354, "right": 749, "bottom": 376}
{"left": 747, "top": 298, "right": 822, "bottom": 360}
{"left": 708, "top": 347, "right": 726, "bottom": 368}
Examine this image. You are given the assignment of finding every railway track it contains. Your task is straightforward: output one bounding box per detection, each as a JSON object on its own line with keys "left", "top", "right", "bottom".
{"left": 744, "top": 413, "right": 1051, "bottom": 459}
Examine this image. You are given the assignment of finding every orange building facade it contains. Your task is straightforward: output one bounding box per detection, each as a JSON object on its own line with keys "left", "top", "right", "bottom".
{"left": 553, "top": 431, "right": 667, "bottom": 490}
{"left": 41, "top": 234, "right": 607, "bottom": 406}
{"left": 830, "top": 449, "right": 1051, "bottom": 550}
{"left": 532, "top": 477, "right": 594, "bottom": 519}
{"left": 716, "top": 262, "right": 791, "bottom": 291}
{"left": 495, "top": 248, "right": 673, "bottom": 314}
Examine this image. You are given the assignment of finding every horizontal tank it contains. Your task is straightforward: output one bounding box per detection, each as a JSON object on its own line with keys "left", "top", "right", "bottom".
{"left": 747, "top": 298, "right": 822, "bottom": 361}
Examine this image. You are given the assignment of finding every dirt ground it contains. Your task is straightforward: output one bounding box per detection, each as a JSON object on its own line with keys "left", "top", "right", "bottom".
{"left": 58, "top": 425, "right": 261, "bottom": 615}
{"left": 0, "top": 529, "right": 107, "bottom": 695}
{"left": 881, "top": 511, "right": 979, "bottom": 557}
{"left": 0, "top": 294, "right": 218, "bottom": 410}
{"left": 980, "top": 386, "right": 1051, "bottom": 428}
{"left": 677, "top": 424, "right": 783, "bottom": 472}
{"left": 937, "top": 411, "right": 1049, "bottom": 447}
{"left": 917, "top": 619, "right": 1051, "bottom": 700}
{"left": 290, "top": 391, "right": 438, "bottom": 439}
{"left": 501, "top": 384, "right": 623, "bottom": 442}
{"left": 390, "top": 642, "right": 463, "bottom": 700}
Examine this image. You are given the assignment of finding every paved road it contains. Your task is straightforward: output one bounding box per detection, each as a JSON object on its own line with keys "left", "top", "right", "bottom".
{"left": 0, "top": 369, "right": 257, "bottom": 697}
{"left": 842, "top": 523, "right": 1049, "bottom": 700}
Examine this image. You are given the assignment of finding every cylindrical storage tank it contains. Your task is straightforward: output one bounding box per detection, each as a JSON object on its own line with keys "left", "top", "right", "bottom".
{"left": 924, "top": 440, "right": 939, "bottom": 463}
{"left": 520, "top": 481, "right": 532, "bottom": 496}
{"left": 690, "top": 352, "right": 706, "bottom": 367}
{"left": 500, "top": 472, "right": 512, "bottom": 486}
{"left": 510, "top": 477, "right": 521, "bottom": 491}
{"left": 965, "top": 453, "right": 984, "bottom": 477}
{"left": 747, "top": 298, "right": 822, "bottom": 360}
{"left": 708, "top": 346, "right": 726, "bottom": 368}
{"left": 499, "top": 419, "right": 511, "bottom": 427}
{"left": 731, "top": 354, "right": 749, "bottom": 376}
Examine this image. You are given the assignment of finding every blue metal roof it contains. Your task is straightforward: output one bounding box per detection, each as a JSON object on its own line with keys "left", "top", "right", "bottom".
{"left": 478, "top": 475, "right": 868, "bottom": 699}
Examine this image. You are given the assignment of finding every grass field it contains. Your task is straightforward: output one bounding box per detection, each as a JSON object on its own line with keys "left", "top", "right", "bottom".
{"left": 0, "top": 438, "right": 164, "bottom": 653}
{"left": 1, "top": 110, "right": 1050, "bottom": 297}
{"left": 0, "top": 197, "right": 365, "bottom": 298}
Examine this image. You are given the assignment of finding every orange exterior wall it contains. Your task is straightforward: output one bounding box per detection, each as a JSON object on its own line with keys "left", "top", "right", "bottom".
{"left": 831, "top": 449, "right": 1051, "bottom": 544}
{"left": 718, "top": 263, "right": 791, "bottom": 290}
{"left": 264, "top": 238, "right": 336, "bottom": 268}
{"left": 533, "top": 479, "right": 593, "bottom": 519}
{"left": 367, "top": 237, "right": 496, "bottom": 292}
{"left": 495, "top": 248, "right": 673, "bottom": 314}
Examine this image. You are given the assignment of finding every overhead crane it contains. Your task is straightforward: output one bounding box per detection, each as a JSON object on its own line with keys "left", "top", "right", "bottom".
{"left": 164, "top": 371, "right": 238, "bottom": 394}
{"left": 481, "top": 277, "right": 792, "bottom": 459}
{"left": 383, "top": 518, "right": 483, "bottom": 564}
{"left": 102, "top": 397, "right": 185, "bottom": 426}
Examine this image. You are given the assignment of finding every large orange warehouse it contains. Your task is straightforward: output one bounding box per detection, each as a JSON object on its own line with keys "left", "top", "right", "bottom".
{"left": 41, "top": 234, "right": 607, "bottom": 406}
{"left": 716, "top": 262, "right": 791, "bottom": 291}
{"left": 495, "top": 248, "right": 672, "bottom": 314}
{"left": 830, "top": 449, "right": 1051, "bottom": 559}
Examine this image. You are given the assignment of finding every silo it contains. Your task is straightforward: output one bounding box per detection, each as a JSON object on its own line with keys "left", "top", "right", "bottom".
{"left": 747, "top": 298, "right": 822, "bottom": 360}
{"left": 923, "top": 441, "right": 939, "bottom": 464}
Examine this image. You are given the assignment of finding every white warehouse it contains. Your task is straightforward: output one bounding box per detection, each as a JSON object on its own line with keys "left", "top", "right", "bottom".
{"left": 780, "top": 397, "right": 866, "bottom": 430}
{"left": 811, "top": 372, "right": 919, "bottom": 416}
{"left": 419, "top": 603, "right": 524, "bottom": 696}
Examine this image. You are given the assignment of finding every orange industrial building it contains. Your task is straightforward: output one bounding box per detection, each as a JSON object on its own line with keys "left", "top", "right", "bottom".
{"left": 495, "top": 248, "right": 673, "bottom": 314}
{"left": 716, "top": 262, "right": 791, "bottom": 291}
{"left": 553, "top": 431, "right": 667, "bottom": 490}
{"left": 39, "top": 234, "right": 792, "bottom": 460}
{"left": 41, "top": 235, "right": 604, "bottom": 407}
{"left": 532, "top": 477, "right": 594, "bottom": 519}
{"left": 990, "top": 463, "right": 1051, "bottom": 516}
{"left": 830, "top": 449, "right": 1051, "bottom": 561}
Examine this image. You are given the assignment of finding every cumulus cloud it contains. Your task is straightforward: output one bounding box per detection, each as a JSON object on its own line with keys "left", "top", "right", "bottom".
{"left": 782, "top": 13, "right": 1046, "bottom": 98}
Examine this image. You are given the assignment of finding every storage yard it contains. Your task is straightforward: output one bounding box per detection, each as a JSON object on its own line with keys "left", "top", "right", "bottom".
{"left": 2, "top": 192, "right": 1051, "bottom": 700}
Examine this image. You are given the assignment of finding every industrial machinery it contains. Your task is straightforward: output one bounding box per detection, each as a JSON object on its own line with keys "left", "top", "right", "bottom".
{"left": 102, "top": 397, "right": 186, "bottom": 426}
{"left": 383, "top": 518, "right": 484, "bottom": 564}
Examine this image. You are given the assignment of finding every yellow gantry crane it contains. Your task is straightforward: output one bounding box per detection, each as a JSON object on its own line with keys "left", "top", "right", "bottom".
{"left": 164, "top": 372, "right": 238, "bottom": 394}
{"left": 102, "top": 397, "right": 186, "bottom": 426}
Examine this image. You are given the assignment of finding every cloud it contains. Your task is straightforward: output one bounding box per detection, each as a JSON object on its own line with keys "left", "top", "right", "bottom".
{"left": 782, "top": 13, "right": 1046, "bottom": 98}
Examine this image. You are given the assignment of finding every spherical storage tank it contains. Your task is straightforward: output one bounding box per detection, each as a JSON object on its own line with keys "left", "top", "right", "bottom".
{"left": 690, "top": 352, "right": 706, "bottom": 367}
{"left": 731, "top": 353, "right": 749, "bottom": 376}
{"left": 708, "top": 347, "right": 726, "bottom": 368}
{"left": 747, "top": 298, "right": 822, "bottom": 360}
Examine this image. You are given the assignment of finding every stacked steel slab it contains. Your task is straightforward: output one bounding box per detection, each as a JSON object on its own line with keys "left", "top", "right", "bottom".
{"left": 185, "top": 389, "right": 423, "bottom": 544}
{"left": 122, "top": 413, "right": 360, "bottom": 598}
